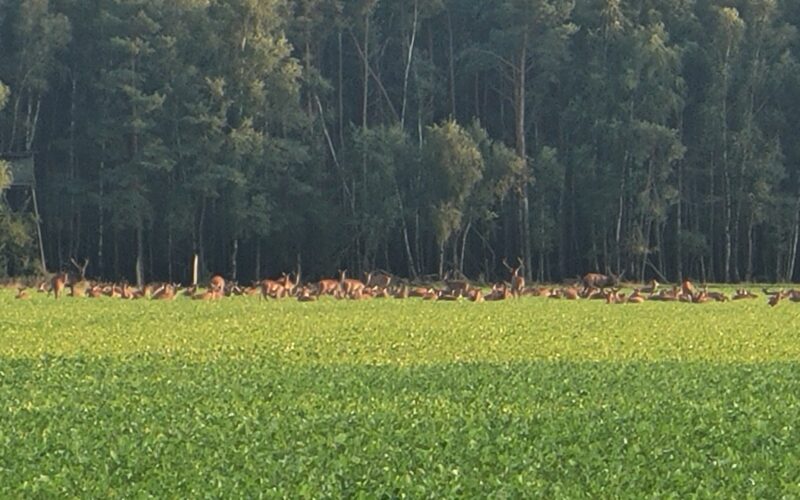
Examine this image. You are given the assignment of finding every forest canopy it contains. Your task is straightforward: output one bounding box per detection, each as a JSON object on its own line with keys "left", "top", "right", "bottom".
{"left": 1, "top": 0, "right": 799, "bottom": 284}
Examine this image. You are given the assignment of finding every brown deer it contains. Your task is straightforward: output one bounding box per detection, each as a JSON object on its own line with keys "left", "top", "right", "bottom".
{"left": 365, "top": 271, "right": 392, "bottom": 289}
{"left": 467, "top": 288, "right": 484, "bottom": 302}
{"left": 581, "top": 271, "right": 623, "bottom": 294}
{"left": 561, "top": 287, "right": 580, "bottom": 300}
{"left": 640, "top": 279, "right": 659, "bottom": 295}
{"left": 260, "top": 277, "right": 287, "bottom": 299}
{"left": 485, "top": 283, "right": 510, "bottom": 301}
{"left": 443, "top": 270, "right": 471, "bottom": 297}
{"left": 50, "top": 258, "right": 90, "bottom": 299}
{"left": 681, "top": 279, "right": 695, "bottom": 297}
{"left": 339, "top": 270, "right": 366, "bottom": 296}
{"left": 193, "top": 289, "right": 221, "bottom": 300}
{"left": 605, "top": 288, "right": 623, "bottom": 304}
{"left": 316, "top": 275, "right": 341, "bottom": 296}
{"left": 732, "top": 288, "right": 758, "bottom": 300}
{"left": 765, "top": 289, "right": 786, "bottom": 307}
{"left": 209, "top": 275, "right": 225, "bottom": 294}
{"left": 151, "top": 284, "right": 175, "bottom": 300}
{"left": 502, "top": 257, "right": 525, "bottom": 297}
{"left": 297, "top": 286, "right": 317, "bottom": 302}
{"left": 15, "top": 287, "right": 29, "bottom": 299}
{"left": 627, "top": 289, "right": 645, "bottom": 303}
{"left": 50, "top": 273, "right": 67, "bottom": 299}
{"left": 704, "top": 287, "right": 729, "bottom": 302}
{"left": 407, "top": 286, "right": 430, "bottom": 298}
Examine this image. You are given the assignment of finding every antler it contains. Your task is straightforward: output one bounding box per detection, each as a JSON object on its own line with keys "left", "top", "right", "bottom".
{"left": 70, "top": 257, "right": 90, "bottom": 278}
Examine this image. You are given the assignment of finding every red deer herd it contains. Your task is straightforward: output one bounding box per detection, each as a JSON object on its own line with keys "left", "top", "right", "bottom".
{"left": 9, "top": 258, "right": 798, "bottom": 307}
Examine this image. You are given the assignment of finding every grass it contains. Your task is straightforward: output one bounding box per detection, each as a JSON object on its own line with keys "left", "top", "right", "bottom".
{"left": 1, "top": 289, "right": 800, "bottom": 496}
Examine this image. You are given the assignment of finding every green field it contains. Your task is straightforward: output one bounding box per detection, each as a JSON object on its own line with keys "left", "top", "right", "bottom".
{"left": 2, "top": 290, "right": 800, "bottom": 497}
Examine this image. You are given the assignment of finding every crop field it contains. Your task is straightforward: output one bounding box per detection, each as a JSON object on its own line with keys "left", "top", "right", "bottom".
{"left": 2, "top": 288, "right": 800, "bottom": 497}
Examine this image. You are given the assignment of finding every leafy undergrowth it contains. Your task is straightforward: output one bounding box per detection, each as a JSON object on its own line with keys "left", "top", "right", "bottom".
{"left": 1, "top": 290, "right": 800, "bottom": 496}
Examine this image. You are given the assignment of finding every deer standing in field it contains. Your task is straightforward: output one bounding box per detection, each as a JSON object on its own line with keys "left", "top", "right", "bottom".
{"left": 502, "top": 257, "right": 525, "bottom": 297}
{"left": 339, "top": 270, "right": 366, "bottom": 296}
{"left": 316, "top": 275, "right": 341, "bottom": 297}
{"left": 49, "top": 257, "right": 90, "bottom": 299}
{"left": 365, "top": 271, "right": 392, "bottom": 289}
{"left": 581, "top": 271, "right": 623, "bottom": 294}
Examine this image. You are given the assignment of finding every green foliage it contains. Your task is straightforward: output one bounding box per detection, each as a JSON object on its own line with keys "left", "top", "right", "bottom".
{"left": 423, "top": 120, "right": 484, "bottom": 246}
{"left": 1, "top": 0, "right": 800, "bottom": 283}
{"left": 0, "top": 81, "right": 8, "bottom": 110}
{"left": 2, "top": 292, "right": 800, "bottom": 495}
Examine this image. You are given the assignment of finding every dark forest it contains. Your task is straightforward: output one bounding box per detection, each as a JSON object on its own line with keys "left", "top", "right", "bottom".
{"left": 1, "top": 0, "right": 799, "bottom": 284}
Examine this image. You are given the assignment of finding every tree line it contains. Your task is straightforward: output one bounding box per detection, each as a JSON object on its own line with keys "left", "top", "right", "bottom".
{"left": 1, "top": 0, "right": 799, "bottom": 284}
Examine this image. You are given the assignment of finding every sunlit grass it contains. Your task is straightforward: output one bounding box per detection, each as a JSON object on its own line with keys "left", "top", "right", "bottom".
{"left": 1, "top": 288, "right": 800, "bottom": 496}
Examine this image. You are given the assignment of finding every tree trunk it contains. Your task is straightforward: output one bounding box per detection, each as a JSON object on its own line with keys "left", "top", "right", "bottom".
{"left": 338, "top": 31, "right": 345, "bottom": 150}
{"left": 745, "top": 215, "right": 754, "bottom": 282}
{"left": 446, "top": 8, "right": 456, "bottom": 117}
{"left": 460, "top": 220, "right": 472, "bottom": 274}
{"left": 231, "top": 238, "right": 239, "bottom": 282}
{"left": 513, "top": 33, "right": 532, "bottom": 281}
{"left": 438, "top": 240, "right": 445, "bottom": 279}
{"left": 197, "top": 197, "right": 206, "bottom": 278}
{"left": 400, "top": 0, "right": 418, "bottom": 128}
{"left": 615, "top": 164, "right": 626, "bottom": 273}
{"left": 167, "top": 226, "right": 173, "bottom": 283}
{"left": 787, "top": 198, "right": 800, "bottom": 282}
{"left": 136, "top": 226, "right": 144, "bottom": 287}
{"left": 676, "top": 159, "right": 683, "bottom": 282}
{"left": 255, "top": 240, "right": 262, "bottom": 280}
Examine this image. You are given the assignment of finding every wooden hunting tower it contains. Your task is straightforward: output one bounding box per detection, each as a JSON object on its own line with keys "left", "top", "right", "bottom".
{"left": 1, "top": 152, "right": 46, "bottom": 273}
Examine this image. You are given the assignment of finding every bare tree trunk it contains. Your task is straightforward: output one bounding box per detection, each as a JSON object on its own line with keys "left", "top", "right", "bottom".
{"left": 513, "top": 34, "right": 532, "bottom": 281}
{"left": 787, "top": 198, "right": 800, "bottom": 281}
{"left": 338, "top": 32, "right": 345, "bottom": 150}
{"left": 197, "top": 197, "right": 207, "bottom": 277}
{"left": 395, "top": 183, "right": 418, "bottom": 278}
{"left": 446, "top": 8, "right": 456, "bottom": 117}
{"left": 231, "top": 238, "right": 239, "bottom": 282}
{"left": 676, "top": 159, "right": 683, "bottom": 282}
{"left": 723, "top": 167, "right": 732, "bottom": 281}
{"left": 721, "top": 46, "right": 732, "bottom": 282}
{"left": 362, "top": 15, "right": 369, "bottom": 130}
{"left": 255, "top": 240, "right": 261, "bottom": 280}
{"left": 745, "top": 215, "right": 754, "bottom": 282}
{"left": 615, "top": 165, "right": 626, "bottom": 273}
{"left": 136, "top": 226, "right": 144, "bottom": 287}
{"left": 401, "top": 0, "right": 418, "bottom": 128}
{"left": 24, "top": 95, "right": 41, "bottom": 151}
{"left": 167, "top": 226, "right": 173, "bottom": 283}
{"left": 438, "top": 240, "right": 445, "bottom": 279}
{"left": 460, "top": 219, "right": 472, "bottom": 274}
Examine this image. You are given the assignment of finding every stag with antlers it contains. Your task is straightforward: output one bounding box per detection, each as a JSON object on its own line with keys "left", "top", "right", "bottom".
{"left": 502, "top": 257, "right": 525, "bottom": 298}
